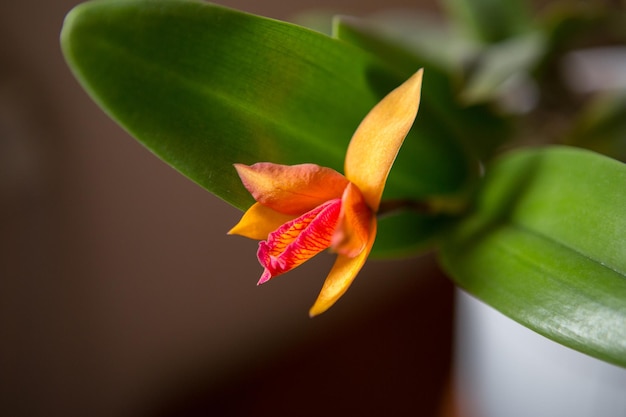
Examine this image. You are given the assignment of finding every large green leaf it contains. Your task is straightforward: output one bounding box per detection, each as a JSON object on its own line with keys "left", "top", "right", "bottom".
{"left": 440, "top": 146, "right": 626, "bottom": 366}
{"left": 61, "top": 0, "right": 470, "bottom": 257}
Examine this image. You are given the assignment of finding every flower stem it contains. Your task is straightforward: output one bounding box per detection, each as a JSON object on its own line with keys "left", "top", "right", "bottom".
{"left": 377, "top": 196, "right": 469, "bottom": 218}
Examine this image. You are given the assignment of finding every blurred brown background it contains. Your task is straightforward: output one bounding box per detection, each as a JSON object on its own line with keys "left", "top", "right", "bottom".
{"left": 0, "top": 0, "right": 455, "bottom": 416}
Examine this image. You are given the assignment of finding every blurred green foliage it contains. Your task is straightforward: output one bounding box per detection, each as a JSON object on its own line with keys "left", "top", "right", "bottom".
{"left": 61, "top": 0, "right": 626, "bottom": 365}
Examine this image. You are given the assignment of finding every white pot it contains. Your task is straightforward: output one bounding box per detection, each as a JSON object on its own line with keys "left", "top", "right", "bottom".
{"left": 454, "top": 289, "right": 626, "bottom": 417}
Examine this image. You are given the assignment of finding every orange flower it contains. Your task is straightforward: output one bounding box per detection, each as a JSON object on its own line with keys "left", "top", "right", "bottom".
{"left": 229, "top": 69, "right": 423, "bottom": 316}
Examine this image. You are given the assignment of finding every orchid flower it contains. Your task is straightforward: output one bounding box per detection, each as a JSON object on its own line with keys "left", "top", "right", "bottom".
{"left": 229, "top": 69, "right": 423, "bottom": 316}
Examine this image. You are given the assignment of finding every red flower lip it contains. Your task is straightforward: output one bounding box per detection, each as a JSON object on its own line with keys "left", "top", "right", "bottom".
{"left": 257, "top": 198, "right": 342, "bottom": 284}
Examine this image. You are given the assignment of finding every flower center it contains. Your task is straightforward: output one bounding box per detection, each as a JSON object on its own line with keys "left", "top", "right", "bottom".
{"left": 257, "top": 198, "right": 342, "bottom": 284}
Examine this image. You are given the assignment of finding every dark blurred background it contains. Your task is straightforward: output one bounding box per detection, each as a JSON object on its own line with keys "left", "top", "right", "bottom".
{"left": 0, "top": 0, "right": 456, "bottom": 416}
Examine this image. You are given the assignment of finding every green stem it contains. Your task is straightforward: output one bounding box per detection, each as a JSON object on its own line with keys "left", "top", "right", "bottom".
{"left": 377, "top": 196, "right": 469, "bottom": 218}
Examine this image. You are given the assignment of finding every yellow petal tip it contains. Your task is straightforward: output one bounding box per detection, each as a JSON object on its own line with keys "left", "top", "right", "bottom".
{"left": 308, "top": 219, "right": 377, "bottom": 318}
{"left": 308, "top": 304, "right": 326, "bottom": 318}
{"left": 344, "top": 68, "right": 424, "bottom": 211}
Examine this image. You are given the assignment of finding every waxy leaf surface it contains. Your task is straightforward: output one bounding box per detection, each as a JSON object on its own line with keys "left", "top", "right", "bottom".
{"left": 440, "top": 146, "right": 626, "bottom": 367}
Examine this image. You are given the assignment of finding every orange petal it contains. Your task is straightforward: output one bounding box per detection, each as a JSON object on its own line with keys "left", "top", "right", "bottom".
{"left": 257, "top": 199, "right": 342, "bottom": 284}
{"left": 228, "top": 202, "right": 296, "bottom": 240}
{"left": 344, "top": 69, "right": 423, "bottom": 211}
{"left": 331, "top": 182, "right": 373, "bottom": 258}
{"left": 234, "top": 163, "right": 349, "bottom": 215}
{"left": 308, "top": 217, "right": 377, "bottom": 317}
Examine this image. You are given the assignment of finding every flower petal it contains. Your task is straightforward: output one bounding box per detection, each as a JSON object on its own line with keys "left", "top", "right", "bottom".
{"left": 344, "top": 69, "right": 423, "bottom": 211}
{"left": 309, "top": 216, "right": 377, "bottom": 317}
{"left": 257, "top": 199, "right": 342, "bottom": 284}
{"left": 234, "top": 163, "right": 349, "bottom": 215}
{"left": 331, "top": 182, "right": 372, "bottom": 258}
{"left": 228, "top": 202, "right": 296, "bottom": 240}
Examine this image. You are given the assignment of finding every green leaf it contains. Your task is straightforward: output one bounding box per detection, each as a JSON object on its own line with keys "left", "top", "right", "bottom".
{"left": 442, "top": 0, "right": 534, "bottom": 43}
{"left": 440, "top": 146, "right": 626, "bottom": 367}
{"left": 460, "top": 31, "right": 546, "bottom": 106}
{"left": 334, "top": 16, "right": 512, "bottom": 160}
{"left": 61, "top": 0, "right": 467, "bottom": 258}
